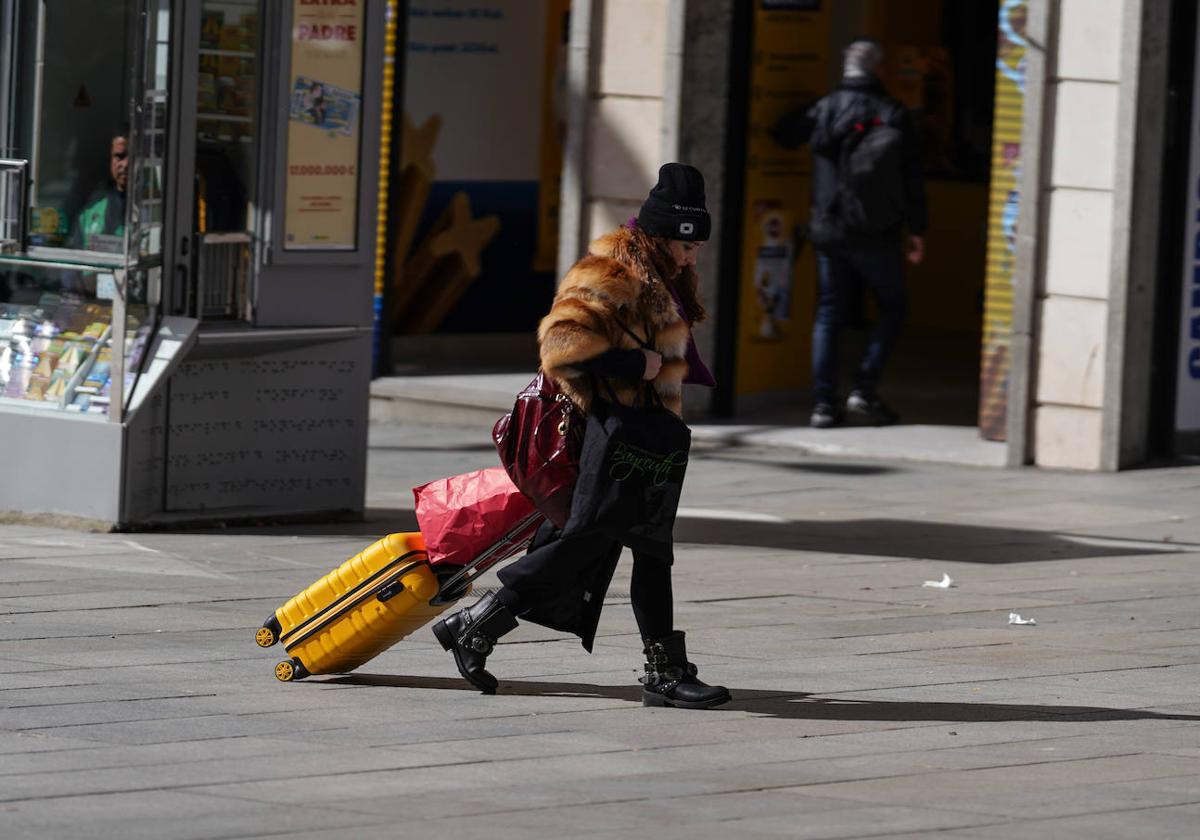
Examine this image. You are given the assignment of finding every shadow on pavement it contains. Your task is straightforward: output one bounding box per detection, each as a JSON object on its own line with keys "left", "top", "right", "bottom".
{"left": 368, "top": 442, "right": 497, "bottom": 453}
{"left": 673, "top": 515, "right": 1188, "bottom": 562}
{"left": 330, "top": 674, "right": 1200, "bottom": 722}
{"left": 158, "top": 508, "right": 420, "bottom": 537}
{"left": 161, "top": 509, "right": 1188, "bottom": 563}
{"left": 695, "top": 451, "right": 897, "bottom": 476}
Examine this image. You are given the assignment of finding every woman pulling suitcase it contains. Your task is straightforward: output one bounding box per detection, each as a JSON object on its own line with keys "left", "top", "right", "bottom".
{"left": 432, "top": 163, "right": 730, "bottom": 710}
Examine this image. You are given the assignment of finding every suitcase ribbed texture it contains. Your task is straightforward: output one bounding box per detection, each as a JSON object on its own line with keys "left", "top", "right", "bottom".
{"left": 274, "top": 533, "right": 445, "bottom": 676}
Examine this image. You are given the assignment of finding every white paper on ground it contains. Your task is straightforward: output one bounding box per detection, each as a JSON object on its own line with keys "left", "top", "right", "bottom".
{"left": 1008, "top": 612, "right": 1037, "bottom": 625}
{"left": 923, "top": 573, "right": 954, "bottom": 589}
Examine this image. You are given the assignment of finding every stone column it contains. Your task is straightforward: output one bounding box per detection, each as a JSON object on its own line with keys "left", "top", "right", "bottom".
{"left": 1012, "top": 0, "right": 1170, "bottom": 469}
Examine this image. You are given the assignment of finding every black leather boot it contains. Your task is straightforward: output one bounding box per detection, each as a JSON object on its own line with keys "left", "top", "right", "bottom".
{"left": 640, "top": 631, "right": 731, "bottom": 709}
{"left": 431, "top": 592, "right": 518, "bottom": 694}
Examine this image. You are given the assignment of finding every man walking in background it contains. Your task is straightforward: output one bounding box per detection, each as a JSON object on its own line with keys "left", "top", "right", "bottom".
{"left": 774, "top": 38, "right": 927, "bottom": 428}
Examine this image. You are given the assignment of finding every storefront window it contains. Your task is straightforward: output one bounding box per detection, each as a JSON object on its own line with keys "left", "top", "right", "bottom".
{"left": 3, "top": 1, "right": 136, "bottom": 254}
{"left": 0, "top": 0, "right": 169, "bottom": 417}
{"left": 195, "top": 0, "right": 259, "bottom": 234}
{"left": 190, "top": 1, "right": 259, "bottom": 320}
{"left": 127, "top": 0, "right": 172, "bottom": 265}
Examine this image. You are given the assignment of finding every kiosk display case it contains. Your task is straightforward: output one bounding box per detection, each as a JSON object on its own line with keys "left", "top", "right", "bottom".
{"left": 0, "top": 0, "right": 385, "bottom": 526}
{"left": 0, "top": 256, "right": 149, "bottom": 417}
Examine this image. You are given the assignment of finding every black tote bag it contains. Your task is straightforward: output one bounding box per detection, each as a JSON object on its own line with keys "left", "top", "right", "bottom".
{"left": 563, "top": 378, "right": 691, "bottom": 561}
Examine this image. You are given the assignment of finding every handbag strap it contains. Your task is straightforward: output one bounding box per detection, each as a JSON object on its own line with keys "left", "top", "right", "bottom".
{"left": 641, "top": 380, "right": 667, "bottom": 410}
{"left": 592, "top": 373, "right": 621, "bottom": 405}
{"left": 590, "top": 371, "right": 666, "bottom": 412}
{"left": 610, "top": 314, "right": 667, "bottom": 409}
{"left": 614, "top": 312, "right": 655, "bottom": 348}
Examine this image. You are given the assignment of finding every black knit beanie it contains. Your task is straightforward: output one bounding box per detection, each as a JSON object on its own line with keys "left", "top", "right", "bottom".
{"left": 636, "top": 163, "right": 711, "bottom": 242}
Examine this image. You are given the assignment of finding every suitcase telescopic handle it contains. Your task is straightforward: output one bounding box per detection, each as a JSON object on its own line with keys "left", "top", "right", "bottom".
{"left": 432, "top": 511, "right": 545, "bottom": 604}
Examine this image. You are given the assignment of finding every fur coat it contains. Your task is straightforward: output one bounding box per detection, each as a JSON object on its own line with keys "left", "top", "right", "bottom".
{"left": 539, "top": 226, "right": 692, "bottom": 416}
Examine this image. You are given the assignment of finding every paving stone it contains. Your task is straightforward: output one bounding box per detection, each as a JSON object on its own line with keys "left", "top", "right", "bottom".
{"left": 0, "top": 430, "right": 1197, "bottom": 837}
{"left": 0, "top": 790, "right": 373, "bottom": 840}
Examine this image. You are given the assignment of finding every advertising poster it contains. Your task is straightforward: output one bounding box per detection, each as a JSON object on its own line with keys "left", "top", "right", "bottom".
{"left": 284, "top": 0, "right": 366, "bottom": 250}
{"left": 735, "top": 6, "right": 830, "bottom": 396}
{"left": 978, "top": 0, "right": 1028, "bottom": 441}
{"left": 1175, "top": 9, "right": 1200, "bottom": 441}
{"left": 391, "top": 0, "right": 563, "bottom": 334}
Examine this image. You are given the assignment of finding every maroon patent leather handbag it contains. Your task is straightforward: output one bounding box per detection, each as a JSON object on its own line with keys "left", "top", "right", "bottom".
{"left": 493, "top": 370, "right": 582, "bottom": 528}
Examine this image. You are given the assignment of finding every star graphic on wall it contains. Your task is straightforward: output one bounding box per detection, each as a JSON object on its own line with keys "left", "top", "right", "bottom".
{"left": 427, "top": 192, "right": 500, "bottom": 276}
{"left": 402, "top": 113, "right": 440, "bottom": 176}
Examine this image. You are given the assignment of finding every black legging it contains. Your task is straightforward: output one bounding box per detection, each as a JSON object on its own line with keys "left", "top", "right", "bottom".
{"left": 496, "top": 530, "right": 673, "bottom": 640}
{"left": 629, "top": 553, "right": 673, "bottom": 639}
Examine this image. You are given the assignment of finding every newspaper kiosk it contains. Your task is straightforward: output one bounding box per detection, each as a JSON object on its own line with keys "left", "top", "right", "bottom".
{"left": 0, "top": 0, "right": 385, "bottom": 526}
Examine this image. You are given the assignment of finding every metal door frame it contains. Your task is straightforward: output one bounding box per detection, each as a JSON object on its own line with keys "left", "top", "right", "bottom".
{"left": 164, "top": 0, "right": 198, "bottom": 318}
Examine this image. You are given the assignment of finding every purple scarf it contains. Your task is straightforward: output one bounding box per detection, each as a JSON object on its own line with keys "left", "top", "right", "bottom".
{"left": 665, "top": 280, "right": 717, "bottom": 388}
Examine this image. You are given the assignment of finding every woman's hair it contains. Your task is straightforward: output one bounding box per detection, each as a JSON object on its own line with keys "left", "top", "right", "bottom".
{"left": 626, "top": 222, "right": 707, "bottom": 323}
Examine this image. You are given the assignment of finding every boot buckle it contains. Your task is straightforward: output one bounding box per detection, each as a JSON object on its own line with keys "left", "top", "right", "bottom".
{"left": 468, "top": 635, "right": 493, "bottom": 654}
{"left": 646, "top": 645, "right": 670, "bottom": 667}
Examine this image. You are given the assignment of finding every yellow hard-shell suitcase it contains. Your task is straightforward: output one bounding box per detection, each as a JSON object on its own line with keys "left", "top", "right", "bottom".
{"left": 254, "top": 533, "right": 455, "bottom": 681}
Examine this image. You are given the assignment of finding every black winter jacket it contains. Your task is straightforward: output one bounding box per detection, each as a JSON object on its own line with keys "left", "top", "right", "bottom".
{"left": 773, "top": 77, "right": 928, "bottom": 249}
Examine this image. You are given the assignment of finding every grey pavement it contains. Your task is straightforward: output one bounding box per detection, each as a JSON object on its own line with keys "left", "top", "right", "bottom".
{"left": 1, "top": 420, "right": 1199, "bottom": 839}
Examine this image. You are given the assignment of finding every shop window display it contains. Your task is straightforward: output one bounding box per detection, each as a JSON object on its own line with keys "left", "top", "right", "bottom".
{"left": 0, "top": 264, "right": 150, "bottom": 415}
{"left": 196, "top": 0, "right": 260, "bottom": 234}
{"left": 0, "top": 0, "right": 169, "bottom": 418}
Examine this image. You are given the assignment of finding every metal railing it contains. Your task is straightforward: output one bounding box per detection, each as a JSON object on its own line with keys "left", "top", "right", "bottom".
{"left": 0, "top": 159, "right": 30, "bottom": 253}
{"left": 195, "top": 231, "right": 252, "bottom": 320}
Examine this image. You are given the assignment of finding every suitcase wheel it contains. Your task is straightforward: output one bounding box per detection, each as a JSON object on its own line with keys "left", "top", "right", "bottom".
{"left": 255, "top": 614, "right": 283, "bottom": 648}
{"left": 274, "top": 657, "right": 310, "bottom": 682}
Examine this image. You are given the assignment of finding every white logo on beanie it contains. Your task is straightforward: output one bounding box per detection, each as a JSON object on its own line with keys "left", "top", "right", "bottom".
{"left": 679, "top": 222, "right": 695, "bottom": 235}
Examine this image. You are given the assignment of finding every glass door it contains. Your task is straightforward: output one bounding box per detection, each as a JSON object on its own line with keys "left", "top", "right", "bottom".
{"left": 117, "top": 0, "right": 172, "bottom": 419}
{"left": 193, "top": 0, "right": 260, "bottom": 320}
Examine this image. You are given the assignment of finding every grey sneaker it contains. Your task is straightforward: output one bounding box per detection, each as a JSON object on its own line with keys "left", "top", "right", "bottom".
{"left": 810, "top": 402, "right": 840, "bottom": 428}
{"left": 846, "top": 391, "right": 900, "bottom": 425}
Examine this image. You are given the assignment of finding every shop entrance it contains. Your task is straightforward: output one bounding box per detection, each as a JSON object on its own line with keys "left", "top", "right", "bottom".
{"left": 726, "top": 0, "right": 1006, "bottom": 433}
{"left": 845, "top": 1, "right": 1000, "bottom": 429}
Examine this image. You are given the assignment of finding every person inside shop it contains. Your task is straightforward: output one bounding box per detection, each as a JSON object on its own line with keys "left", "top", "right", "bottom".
{"left": 771, "top": 38, "right": 928, "bottom": 429}
{"left": 71, "top": 129, "right": 128, "bottom": 251}
{"left": 431, "top": 163, "right": 730, "bottom": 711}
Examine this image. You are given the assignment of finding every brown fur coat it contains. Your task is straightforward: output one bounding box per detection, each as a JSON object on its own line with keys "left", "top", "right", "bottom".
{"left": 539, "top": 227, "right": 692, "bottom": 417}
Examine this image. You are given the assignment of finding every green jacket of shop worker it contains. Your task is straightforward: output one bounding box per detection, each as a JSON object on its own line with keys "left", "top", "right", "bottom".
{"left": 73, "top": 185, "right": 126, "bottom": 250}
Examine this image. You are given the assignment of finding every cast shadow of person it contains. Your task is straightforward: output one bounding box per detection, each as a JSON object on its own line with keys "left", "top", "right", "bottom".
{"left": 329, "top": 674, "right": 1200, "bottom": 724}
